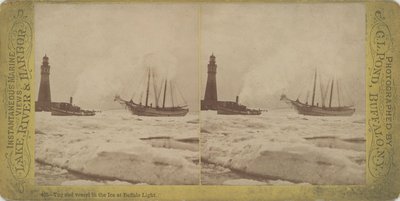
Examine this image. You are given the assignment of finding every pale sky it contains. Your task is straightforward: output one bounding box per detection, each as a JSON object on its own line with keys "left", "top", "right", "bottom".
{"left": 35, "top": 3, "right": 365, "bottom": 112}
{"left": 35, "top": 3, "right": 199, "bottom": 111}
{"left": 201, "top": 3, "right": 365, "bottom": 112}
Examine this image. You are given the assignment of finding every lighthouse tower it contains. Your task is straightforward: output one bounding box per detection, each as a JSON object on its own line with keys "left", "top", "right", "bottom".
{"left": 36, "top": 55, "right": 52, "bottom": 111}
{"left": 201, "top": 53, "right": 218, "bottom": 110}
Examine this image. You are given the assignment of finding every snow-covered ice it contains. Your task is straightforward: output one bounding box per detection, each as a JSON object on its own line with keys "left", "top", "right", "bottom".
{"left": 201, "top": 109, "right": 365, "bottom": 185}
{"left": 35, "top": 109, "right": 199, "bottom": 185}
{"left": 35, "top": 108, "right": 365, "bottom": 186}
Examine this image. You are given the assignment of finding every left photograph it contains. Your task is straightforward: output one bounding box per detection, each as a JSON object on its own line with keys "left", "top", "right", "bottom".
{"left": 34, "top": 3, "right": 200, "bottom": 185}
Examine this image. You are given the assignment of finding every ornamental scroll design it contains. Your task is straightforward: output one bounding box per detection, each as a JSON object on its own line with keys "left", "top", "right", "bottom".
{"left": 4, "top": 9, "right": 33, "bottom": 193}
{"left": 367, "top": 9, "right": 395, "bottom": 179}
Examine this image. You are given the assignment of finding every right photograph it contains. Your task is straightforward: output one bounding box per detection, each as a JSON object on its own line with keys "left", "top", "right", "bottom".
{"left": 200, "top": 3, "right": 366, "bottom": 185}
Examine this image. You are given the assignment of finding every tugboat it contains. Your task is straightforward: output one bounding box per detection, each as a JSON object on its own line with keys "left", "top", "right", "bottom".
{"left": 217, "top": 96, "right": 261, "bottom": 115}
{"left": 281, "top": 70, "right": 355, "bottom": 116}
{"left": 115, "top": 67, "right": 189, "bottom": 117}
{"left": 51, "top": 97, "right": 96, "bottom": 116}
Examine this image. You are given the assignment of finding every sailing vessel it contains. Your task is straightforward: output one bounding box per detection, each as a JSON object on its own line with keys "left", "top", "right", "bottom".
{"left": 281, "top": 70, "right": 355, "bottom": 116}
{"left": 115, "top": 67, "right": 189, "bottom": 117}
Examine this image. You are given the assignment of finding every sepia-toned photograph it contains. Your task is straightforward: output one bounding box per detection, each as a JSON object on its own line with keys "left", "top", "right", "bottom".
{"left": 200, "top": 3, "right": 366, "bottom": 185}
{"left": 2, "top": 0, "right": 400, "bottom": 200}
{"left": 33, "top": 2, "right": 366, "bottom": 186}
{"left": 34, "top": 3, "right": 200, "bottom": 185}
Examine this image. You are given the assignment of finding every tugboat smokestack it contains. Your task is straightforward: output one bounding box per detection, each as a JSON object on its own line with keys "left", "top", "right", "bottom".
{"left": 70, "top": 97, "right": 73, "bottom": 104}
{"left": 236, "top": 96, "right": 239, "bottom": 104}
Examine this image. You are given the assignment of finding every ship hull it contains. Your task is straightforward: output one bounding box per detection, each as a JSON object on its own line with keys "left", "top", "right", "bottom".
{"left": 51, "top": 107, "right": 95, "bottom": 116}
{"left": 217, "top": 106, "right": 261, "bottom": 115}
{"left": 288, "top": 100, "right": 355, "bottom": 116}
{"left": 126, "top": 104, "right": 188, "bottom": 117}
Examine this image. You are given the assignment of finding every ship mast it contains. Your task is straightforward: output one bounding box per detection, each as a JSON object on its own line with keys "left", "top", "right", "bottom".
{"left": 337, "top": 80, "right": 341, "bottom": 107}
{"left": 145, "top": 68, "right": 151, "bottom": 107}
{"left": 311, "top": 69, "right": 317, "bottom": 106}
{"left": 170, "top": 80, "right": 174, "bottom": 107}
{"left": 162, "top": 79, "right": 167, "bottom": 108}
{"left": 152, "top": 71, "right": 159, "bottom": 107}
{"left": 319, "top": 75, "right": 328, "bottom": 107}
{"left": 319, "top": 75, "right": 324, "bottom": 107}
{"left": 329, "top": 79, "right": 334, "bottom": 108}
{"left": 324, "top": 80, "right": 330, "bottom": 107}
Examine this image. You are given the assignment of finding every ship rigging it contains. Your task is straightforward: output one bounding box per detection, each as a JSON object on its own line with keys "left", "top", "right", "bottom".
{"left": 115, "top": 66, "right": 189, "bottom": 117}
{"left": 281, "top": 69, "right": 355, "bottom": 116}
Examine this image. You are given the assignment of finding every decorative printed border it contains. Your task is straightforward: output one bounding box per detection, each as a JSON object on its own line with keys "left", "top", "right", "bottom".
{"left": 4, "top": 8, "right": 34, "bottom": 194}
{"left": 367, "top": 7, "right": 395, "bottom": 180}
{"left": 0, "top": 1, "right": 398, "bottom": 201}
